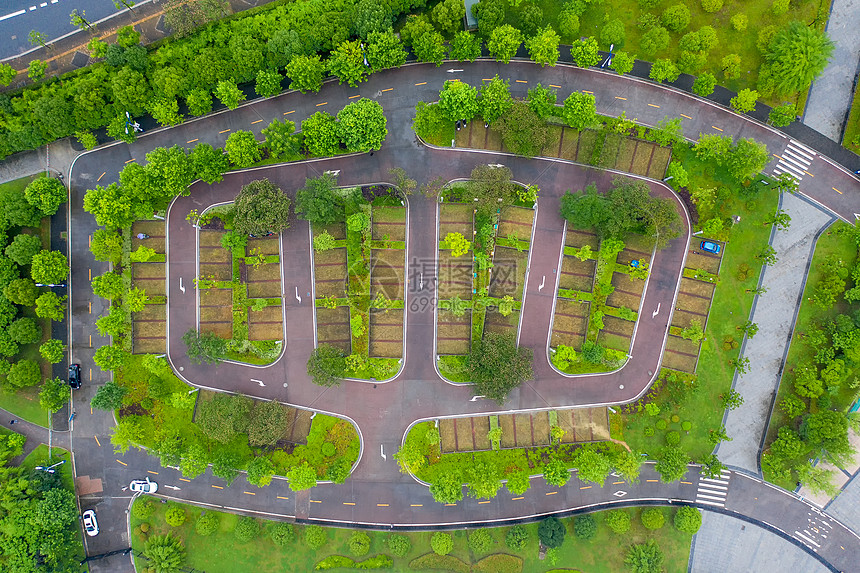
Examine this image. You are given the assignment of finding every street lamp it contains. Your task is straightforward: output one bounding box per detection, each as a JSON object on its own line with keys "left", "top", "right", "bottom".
{"left": 35, "top": 459, "right": 66, "bottom": 473}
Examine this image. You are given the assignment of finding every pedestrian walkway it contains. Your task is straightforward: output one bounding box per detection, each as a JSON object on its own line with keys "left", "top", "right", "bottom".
{"left": 773, "top": 140, "right": 816, "bottom": 181}
{"left": 695, "top": 468, "right": 732, "bottom": 508}
{"left": 716, "top": 192, "right": 835, "bottom": 474}
{"left": 802, "top": 0, "right": 860, "bottom": 142}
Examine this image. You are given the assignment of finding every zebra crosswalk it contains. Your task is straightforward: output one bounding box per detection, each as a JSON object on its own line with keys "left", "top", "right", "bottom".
{"left": 695, "top": 469, "right": 731, "bottom": 507}
{"left": 773, "top": 139, "right": 815, "bottom": 181}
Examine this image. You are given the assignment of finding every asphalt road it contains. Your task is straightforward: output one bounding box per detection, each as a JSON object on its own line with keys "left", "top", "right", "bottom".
{"left": 0, "top": 0, "right": 124, "bottom": 60}
{"left": 66, "top": 60, "right": 860, "bottom": 570}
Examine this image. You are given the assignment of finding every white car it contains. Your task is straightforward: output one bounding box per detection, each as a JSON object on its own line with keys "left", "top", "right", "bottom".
{"left": 130, "top": 477, "right": 158, "bottom": 494}
{"left": 82, "top": 509, "right": 99, "bottom": 536}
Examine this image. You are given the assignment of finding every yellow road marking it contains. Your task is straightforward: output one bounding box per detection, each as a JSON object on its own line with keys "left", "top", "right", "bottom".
{"left": 116, "top": 459, "right": 127, "bottom": 466}
{"left": 711, "top": 126, "right": 723, "bottom": 132}
{"left": 277, "top": 496, "right": 289, "bottom": 500}
{"left": 88, "top": 268, "right": 92, "bottom": 280}
{"left": 97, "top": 171, "right": 106, "bottom": 182}
{"left": 451, "top": 79, "right": 460, "bottom": 82}
{"left": 377, "top": 503, "right": 389, "bottom": 507}
{"left": 251, "top": 119, "right": 263, "bottom": 124}
{"left": 512, "top": 496, "right": 524, "bottom": 500}
{"left": 310, "top": 500, "right": 321, "bottom": 503}
{"left": 212, "top": 485, "right": 223, "bottom": 489}
{"left": 583, "top": 90, "right": 593, "bottom": 94}
{"left": 349, "top": 94, "right": 361, "bottom": 99}
{"left": 283, "top": 110, "right": 295, "bottom": 115}
{"left": 515, "top": 79, "right": 527, "bottom": 83}
{"left": 179, "top": 478, "right": 190, "bottom": 482}
{"left": 244, "top": 491, "right": 256, "bottom": 495}
{"left": 89, "top": 406, "right": 92, "bottom": 415}
{"left": 482, "top": 78, "right": 492, "bottom": 81}
{"left": 549, "top": 84, "right": 561, "bottom": 88}
{"left": 94, "top": 435, "right": 101, "bottom": 447}
{"left": 343, "top": 502, "right": 356, "bottom": 506}
{"left": 89, "top": 335, "right": 92, "bottom": 348}
{"left": 647, "top": 479, "right": 658, "bottom": 482}
{"left": 804, "top": 171, "right": 814, "bottom": 177}
{"left": 547, "top": 491, "right": 559, "bottom": 495}
{"left": 316, "top": 102, "right": 328, "bottom": 106}
{"left": 187, "top": 138, "right": 198, "bottom": 143}
{"left": 410, "top": 504, "right": 423, "bottom": 507}
{"left": 414, "top": 82, "right": 427, "bottom": 86}
{"left": 615, "top": 96, "right": 627, "bottom": 100}
{"left": 88, "top": 301, "right": 91, "bottom": 314}
{"left": 219, "top": 129, "right": 230, "bottom": 134}
{"left": 89, "top": 369, "right": 92, "bottom": 381}
{"left": 579, "top": 486, "right": 591, "bottom": 490}
{"left": 445, "top": 503, "right": 457, "bottom": 506}
{"left": 648, "top": 103, "right": 660, "bottom": 108}
{"left": 612, "top": 481, "right": 624, "bottom": 485}
{"left": 773, "top": 154, "right": 783, "bottom": 159}
{"left": 381, "top": 87, "right": 393, "bottom": 92}
{"left": 147, "top": 470, "right": 158, "bottom": 475}
{"left": 124, "top": 158, "right": 135, "bottom": 163}
{"left": 681, "top": 481, "right": 693, "bottom": 485}
{"left": 681, "top": 114, "right": 692, "bottom": 119}
{"left": 478, "top": 500, "right": 490, "bottom": 504}
{"left": 833, "top": 187, "right": 842, "bottom": 194}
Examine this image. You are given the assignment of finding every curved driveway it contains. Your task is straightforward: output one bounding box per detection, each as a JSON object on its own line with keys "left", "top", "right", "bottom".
{"left": 67, "top": 60, "right": 860, "bottom": 569}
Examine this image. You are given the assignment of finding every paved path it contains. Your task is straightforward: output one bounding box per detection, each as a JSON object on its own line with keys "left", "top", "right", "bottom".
{"left": 716, "top": 193, "right": 836, "bottom": 474}
{"left": 61, "top": 60, "right": 860, "bottom": 569}
{"left": 802, "top": 0, "right": 860, "bottom": 141}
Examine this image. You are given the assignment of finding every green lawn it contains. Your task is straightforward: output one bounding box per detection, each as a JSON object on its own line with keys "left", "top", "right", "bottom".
{"left": 843, "top": 86, "right": 860, "bottom": 154}
{"left": 762, "top": 220, "right": 858, "bottom": 489}
{"left": 131, "top": 499, "right": 692, "bottom": 573}
{"left": 21, "top": 443, "right": 75, "bottom": 492}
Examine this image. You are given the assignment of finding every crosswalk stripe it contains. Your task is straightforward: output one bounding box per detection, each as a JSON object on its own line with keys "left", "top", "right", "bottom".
{"left": 788, "top": 140, "right": 816, "bottom": 157}
{"left": 696, "top": 492, "right": 727, "bottom": 502}
{"left": 696, "top": 498, "right": 725, "bottom": 507}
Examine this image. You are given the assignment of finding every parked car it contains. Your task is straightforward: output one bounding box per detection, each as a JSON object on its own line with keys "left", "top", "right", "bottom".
{"left": 130, "top": 477, "right": 158, "bottom": 494}
{"left": 700, "top": 240, "right": 721, "bottom": 254}
{"left": 82, "top": 509, "right": 99, "bottom": 536}
{"left": 68, "top": 364, "right": 81, "bottom": 389}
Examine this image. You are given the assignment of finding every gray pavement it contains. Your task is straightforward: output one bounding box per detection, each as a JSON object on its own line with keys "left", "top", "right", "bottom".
{"left": 802, "top": 0, "right": 860, "bottom": 141}
{"left": 688, "top": 511, "right": 831, "bottom": 573}
{"left": 716, "top": 192, "right": 835, "bottom": 474}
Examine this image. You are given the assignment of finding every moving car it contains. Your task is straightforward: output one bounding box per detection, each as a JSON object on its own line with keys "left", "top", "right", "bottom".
{"left": 82, "top": 509, "right": 99, "bottom": 536}
{"left": 700, "top": 240, "right": 721, "bottom": 254}
{"left": 130, "top": 477, "right": 158, "bottom": 494}
{"left": 68, "top": 364, "right": 81, "bottom": 389}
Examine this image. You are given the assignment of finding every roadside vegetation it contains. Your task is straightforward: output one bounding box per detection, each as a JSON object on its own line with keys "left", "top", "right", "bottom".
{"left": 130, "top": 496, "right": 696, "bottom": 573}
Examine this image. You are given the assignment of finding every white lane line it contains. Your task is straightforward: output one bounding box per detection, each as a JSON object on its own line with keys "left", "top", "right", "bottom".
{"left": 0, "top": 8, "right": 26, "bottom": 20}
{"left": 794, "top": 531, "right": 821, "bottom": 548}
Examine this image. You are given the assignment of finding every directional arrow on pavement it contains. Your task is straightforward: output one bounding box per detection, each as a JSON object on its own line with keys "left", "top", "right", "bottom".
{"left": 538, "top": 275, "right": 545, "bottom": 291}
{"left": 469, "top": 395, "right": 485, "bottom": 402}
{"left": 652, "top": 303, "right": 661, "bottom": 318}
{"left": 380, "top": 444, "right": 386, "bottom": 461}
{"left": 295, "top": 286, "right": 302, "bottom": 304}
{"left": 324, "top": 170, "right": 340, "bottom": 177}
{"left": 179, "top": 277, "right": 185, "bottom": 294}
{"left": 251, "top": 379, "right": 266, "bottom": 387}
{"left": 446, "top": 69, "right": 463, "bottom": 73}
{"left": 164, "top": 485, "right": 180, "bottom": 491}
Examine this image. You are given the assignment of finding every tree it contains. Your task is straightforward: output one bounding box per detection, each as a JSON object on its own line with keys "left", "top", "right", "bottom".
{"left": 469, "top": 331, "right": 533, "bottom": 404}
{"left": 270, "top": 522, "right": 295, "bottom": 546}
{"left": 189, "top": 142, "right": 228, "bottom": 184}
{"left": 537, "top": 517, "right": 565, "bottom": 549}
{"left": 214, "top": 80, "right": 245, "bottom": 110}
{"left": 488, "top": 25, "right": 522, "bottom": 64}
{"left": 769, "top": 103, "right": 797, "bottom": 127}
{"left": 563, "top": 92, "right": 597, "bottom": 130}
{"left": 89, "top": 229, "right": 122, "bottom": 264}
{"left": 144, "top": 534, "right": 186, "bottom": 572}
{"left": 246, "top": 456, "right": 276, "bottom": 487}
{"left": 39, "top": 377, "right": 70, "bottom": 413}
{"left": 428, "top": 532, "right": 452, "bottom": 556}
{"left": 233, "top": 516, "right": 260, "bottom": 542}
{"left": 731, "top": 88, "right": 759, "bottom": 114}
{"left": 527, "top": 84, "right": 557, "bottom": 119}
{"left": 233, "top": 179, "right": 291, "bottom": 236}
{"left": 605, "top": 509, "right": 631, "bottom": 534}
{"left": 148, "top": 98, "right": 183, "bottom": 127}
{"left": 625, "top": 540, "right": 664, "bottom": 573}
{"left": 337, "top": 98, "right": 387, "bottom": 152}
{"left": 558, "top": 9, "right": 580, "bottom": 39}
{"left": 91, "top": 380, "right": 127, "bottom": 410}
{"left": 649, "top": 59, "right": 680, "bottom": 84}
{"left": 444, "top": 232, "right": 470, "bottom": 257}
{"left": 254, "top": 70, "right": 282, "bottom": 99}
{"left": 641, "top": 508, "right": 665, "bottom": 530}
{"left": 438, "top": 80, "right": 479, "bottom": 122}
{"left": 527, "top": 26, "right": 560, "bottom": 67}
{"left": 412, "top": 29, "right": 447, "bottom": 66}
{"left": 610, "top": 51, "right": 635, "bottom": 75}
{"left": 225, "top": 131, "right": 261, "bottom": 168}
{"left": 92, "top": 271, "right": 123, "bottom": 299}
{"left": 692, "top": 72, "right": 717, "bottom": 97}
{"left": 543, "top": 457, "right": 570, "bottom": 487}
{"left": 574, "top": 514, "right": 597, "bottom": 540}
{"left": 662, "top": 4, "right": 690, "bottom": 32}
{"left": 388, "top": 533, "right": 411, "bottom": 556}
{"left": 5, "top": 234, "right": 42, "bottom": 266}
{"left": 450, "top": 31, "right": 481, "bottom": 62}
{"left": 35, "top": 291, "right": 66, "bottom": 321}
{"left": 248, "top": 400, "right": 287, "bottom": 446}
{"left": 285, "top": 461, "right": 318, "bottom": 491}
{"left": 365, "top": 29, "right": 406, "bottom": 71}
{"left": 573, "top": 448, "right": 612, "bottom": 485}
{"left": 328, "top": 40, "right": 368, "bottom": 87}
{"left": 28, "top": 60, "right": 48, "bottom": 81}
{"left": 673, "top": 506, "right": 702, "bottom": 533}
{"left": 195, "top": 512, "right": 219, "bottom": 536}
{"left": 5, "top": 278, "right": 38, "bottom": 306}
{"left": 6, "top": 359, "right": 40, "bottom": 390}
{"left": 307, "top": 344, "right": 346, "bottom": 387}
{"left": 295, "top": 173, "right": 343, "bottom": 225}
{"left": 305, "top": 524, "right": 328, "bottom": 549}
{"left": 301, "top": 111, "right": 341, "bottom": 157}
{"left": 722, "top": 53, "right": 742, "bottom": 80}
{"left": 429, "top": 472, "right": 463, "bottom": 504}
{"left": 765, "top": 22, "right": 834, "bottom": 96}
{"left": 800, "top": 410, "right": 852, "bottom": 463}
{"left": 10, "top": 317, "right": 41, "bottom": 344}
{"left": 283, "top": 54, "right": 324, "bottom": 94}
{"left": 30, "top": 250, "right": 68, "bottom": 284}
{"left": 728, "top": 138, "right": 769, "bottom": 181}
{"left": 40, "top": 339, "right": 65, "bottom": 364}
{"left": 467, "top": 461, "right": 502, "bottom": 499}
{"left": 182, "top": 329, "right": 227, "bottom": 364}
{"left": 0, "top": 62, "right": 17, "bottom": 86}
{"left": 641, "top": 26, "right": 670, "bottom": 56}
{"left": 797, "top": 461, "right": 839, "bottom": 497}
{"left": 654, "top": 446, "right": 690, "bottom": 482}
{"left": 570, "top": 37, "right": 600, "bottom": 67}
{"left": 24, "top": 177, "right": 66, "bottom": 216}
{"left": 480, "top": 75, "right": 513, "bottom": 124}
{"left": 186, "top": 89, "right": 213, "bottom": 117}
{"left": 94, "top": 344, "right": 127, "bottom": 371}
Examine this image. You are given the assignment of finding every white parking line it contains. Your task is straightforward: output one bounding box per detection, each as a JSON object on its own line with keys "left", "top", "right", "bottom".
{"left": 0, "top": 8, "right": 26, "bottom": 20}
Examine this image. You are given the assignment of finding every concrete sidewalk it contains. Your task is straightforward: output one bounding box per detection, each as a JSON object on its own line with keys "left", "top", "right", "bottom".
{"left": 715, "top": 192, "right": 835, "bottom": 474}
{"left": 802, "top": 0, "right": 860, "bottom": 141}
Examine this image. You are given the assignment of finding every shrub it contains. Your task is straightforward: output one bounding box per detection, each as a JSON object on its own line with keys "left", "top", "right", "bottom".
{"left": 681, "top": 421, "right": 693, "bottom": 431}
{"left": 574, "top": 514, "right": 597, "bottom": 540}
{"left": 605, "top": 510, "right": 631, "bottom": 534}
{"left": 701, "top": 0, "right": 722, "bottom": 12}
{"left": 674, "top": 506, "right": 703, "bottom": 533}
{"left": 772, "top": 0, "right": 789, "bottom": 15}
{"left": 505, "top": 524, "right": 529, "bottom": 550}
{"left": 313, "top": 231, "right": 336, "bottom": 251}
{"left": 305, "top": 525, "right": 328, "bottom": 549}
{"left": 731, "top": 13, "right": 748, "bottom": 31}
{"left": 431, "top": 532, "right": 453, "bottom": 555}
{"left": 468, "top": 528, "right": 493, "bottom": 553}
{"left": 661, "top": 4, "right": 691, "bottom": 32}
{"left": 666, "top": 431, "right": 680, "bottom": 445}
{"left": 409, "top": 553, "right": 469, "bottom": 573}
{"left": 472, "top": 554, "right": 523, "bottom": 572}
{"left": 641, "top": 508, "right": 665, "bottom": 530}
{"left": 655, "top": 419, "right": 668, "bottom": 430}
{"left": 644, "top": 427, "right": 655, "bottom": 437}
{"left": 348, "top": 531, "right": 371, "bottom": 556}
{"left": 133, "top": 499, "right": 155, "bottom": 520}
{"left": 195, "top": 512, "right": 218, "bottom": 536}
{"left": 271, "top": 523, "right": 295, "bottom": 546}
{"left": 388, "top": 533, "right": 411, "bottom": 557}
{"left": 538, "top": 516, "right": 565, "bottom": 548}
{"left": 234, "top": 517, "right": 260, "bottom": 542}
{"left": 164, "top": 506, "right": 186, "bottom": 527}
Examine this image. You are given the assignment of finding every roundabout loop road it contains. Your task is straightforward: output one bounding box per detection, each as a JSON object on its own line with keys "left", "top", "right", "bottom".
{"left": 66, "top": 59, "right": 860, "bottom": 568}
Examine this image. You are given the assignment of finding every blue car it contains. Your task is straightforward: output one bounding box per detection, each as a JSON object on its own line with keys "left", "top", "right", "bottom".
{"left": 700, "top": 240, "right": 721, "bottom": 254}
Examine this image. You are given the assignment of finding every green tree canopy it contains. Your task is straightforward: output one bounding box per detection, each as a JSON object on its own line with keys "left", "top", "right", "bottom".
{"left": 336, "top": 98, "right": 387, "bottom": 152}
{"left": 233, "top": 179, "right": 291, "bottom": 236}
{"left": 5, "top": 234, "right": 42, "bottom": 266}
{"left": 301, "top": 111, "right": 341, "bottom": 157}
{"left": 764, "top": 21, "right": 834, "bottom": 96}
{"left": 295, "top": 172, "right": 344, "bottom": 226}
{"left": 307, "top": 344, "right": 346, "bottom": 387}
{"left": 469, "top": 331, "right": 533, "bottom": 404}
{"left": 438, "top": 80, "right": 479, "bottom": 122}
{"left": 285, "top": 55, "right": 326, "bottom": 94}
{"left": 487, "top": 24, "right": 522, "bottom": 64}
{"left": 563, "top": 92, "right": 597, "bottom": 130}
{"left": 225, "top": 130, "right": 261, "bottom": 168}
{"left": 526, "top": 25, "right": 561, "bottom": 67}
{"left": 479, "top": 75, "right": 513, "bottom": 124}
{"left": 24, "top": 177, "right": 66, "bottom": 216}
{"left": 328, "top": 39, "right": 368, "bottom": 87}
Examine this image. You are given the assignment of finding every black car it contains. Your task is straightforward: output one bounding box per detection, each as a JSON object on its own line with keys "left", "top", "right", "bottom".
{"left": 68, "top": 364, "right": 81, "bottom": 389}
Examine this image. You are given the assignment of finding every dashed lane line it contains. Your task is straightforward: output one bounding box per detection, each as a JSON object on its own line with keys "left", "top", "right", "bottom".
{"left": 277, "top": 496, "right": 289, "bottom": 500}
{"left": 348, "top": 94, "right": 361, "bottom": 99}
{"left": 512, "top": 497, "right": 524, "bottom": 500}
{"left": 124, "top": 158, "right": 135, "bottom": 163}
{"left": 377, "top": 503, "right": 389, "bottom": 507}
{"left": 97, "top": 172, "right": 105, "bottom": 182}
{"left": 711, "top": 126, "right": 723, "bottom": 132}
{"left": 116, "top": 460, "right": 127, "bottom": 466}
{"left": 410, "top": 504, "right": 422, "bottom": 507}
{"left": 681, "top": 114, "right": 692, "bottom": 119}
{"left": 251, "top": 119, "right": 263, "bottom": 124}
{"left": 283, "top": 110, "right": 294, "bottom": 115}
{"left": 344, "top": 502, "right": 356, "bottom": 506}
{"left": 515, "top": 79, "right": 527, "bottom": 83}
{"left": 187, "top": 138, "right": 198, "bottom": 144}
{"left": 179, "top": 478, "right": 190, "bottom": 482}
{"left": 579, "top": 486, "right": 590, "bottom": 490}
{"left": 648, "top": 103, "right": 660, "bottom": 108}
{"left": 615, "top": 96, "right": 627, "bottom": 100}
{"left": 315, "top": 102, "right": 328, "bottom": 106}
{"left": 212, "top": 485, "right": 223, "bottom": 489}
{"left": 478, "top": 500, "right": 491, "bottom": 504}
{"left": 147, "top": 470, "right": 158, "bottom": 475}
{"left": 218, "top": 129, "right": 230, "bottom": 134}
{"left": 381, "top": 88, "right": 393, "bottom": 92}
{"left": 94, "top": 435, "right": 101, "bottom": 447}
{"left": 549, "top": 84, "right": 561, "bottom": 88}
{"left": 833, "top": 187, "right": 842, "bottom": 194}
{"left": 414, "top": 82, "right": 427, "bottom": 86}
{"left": 244, "top": 491, "right": 256, "bottom": 495}
{"left": 310, "top": 500, "right": 321, "bottom": 503}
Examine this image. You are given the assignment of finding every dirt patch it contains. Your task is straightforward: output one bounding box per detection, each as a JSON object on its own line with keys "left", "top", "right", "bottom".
{"left": 371, "top": 249, "right": 405, "bottom": 299}
{"left": 484, "top": 309, "right": 518, "bottom": 336}
{"left": 576, "top": 130, "right": 597, "bottom": 163}
{"left": 201, "top": 307, "right": 231, "bottom": 322}
{"left": 455, "top": 418, "right": 475, "bottom": 451}
{"left": 680, "top": 277, "right": 715, "bottom": 298}
{"left": 247, "top": 236, "right": 279, "bottom": 255}
{"left": 372, "top": 206, "right": 406, "bottom": 241}
{"left": 135, "top": 304, "right": 164, "bottom": 321}
{"left": 498, "top": 206, "right": 534, "bottom": 239}
{"left": 437, "top": 251, "right": 473, "bottom": 299}
{"left": 565, "top": 228, "right": 599, "bottom": 249}
{"left": 200, "top": 289, "right": 232, "bottom": 306}
{"left": 199, "top": 230, "right": 226, "bottom": 247}
{"left": 498, "top": 414, "right": 516, "bottom": 448}
{"left": 249, "top": 305, "right": 282, "bottom": 323}
{"left": 133, "top": 321, "right": 165, "bottom": 338}
{"left": 133, "top": 278, "right": 166, "bottom": 297}
{"left": 132, "top": 263, "right": 165, "bottom": 280}
{"left": 676, "top": 293, "right": 711, "bottom": 315}
{"left": 606, "top": 289, "right": 641, "bottom": 310}
{"left": 598, "top": 330, "right": 631, "bottom": 353}
{"left": 248, "top": 322, "right": 283, "bottom": 341}
{"left": 489, "top": 248, "right": 527, "bottom": 299}
{"left": 473, "top": 417, "right": 491, "bottom": 450}
{"left": 532, "top": 411, "right": 550, "bottom": 446}
{"left": 551, "top": 300, "right": 589, "bottom": 349}
{"left": 440, "top": 419, "right": 456, "bottom": 453}
{"left": 625, "top": 233, "right": 656, "bottom": 254}
{"left": 200, "top": 323, "right": 231, "bottom": 338}
{"left": 560, "top": 256, "right": 595, "bottom": 291}
{"left": 648, "top": 146, "right": 672, "bottom": 179}
{"left": 616, "top": 138, "right": 636, "bottom": 172}
{"left": 515, "top": 414, "right": 532, "bottom": 447}
{"left": 199, "top": 263, "right": 231, "bottom": 281}
{"left": 671, "top": 309, "right": 705, "bottom": 329}
{"left": 247, "top": 263, "right": 280, "bottom": 282}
